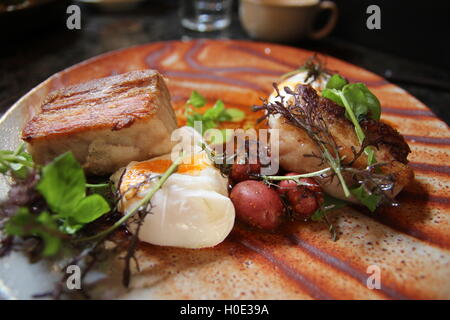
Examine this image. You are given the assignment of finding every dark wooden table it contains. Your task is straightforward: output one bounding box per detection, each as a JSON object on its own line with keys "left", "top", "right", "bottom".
{"left": 1, "top": 0, "right": 449, "bottom": 124}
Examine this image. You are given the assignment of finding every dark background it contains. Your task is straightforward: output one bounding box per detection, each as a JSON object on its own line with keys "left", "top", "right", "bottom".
{"left": 333, "top": 0, "right": 450, "bottom": 70}
{"left": 1, "top": 0, "right": 449, "bottom": 124}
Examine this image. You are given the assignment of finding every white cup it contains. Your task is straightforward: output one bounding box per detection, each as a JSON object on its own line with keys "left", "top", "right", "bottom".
{"left": 239, "top": 0, "right": 339, "bottom": 42}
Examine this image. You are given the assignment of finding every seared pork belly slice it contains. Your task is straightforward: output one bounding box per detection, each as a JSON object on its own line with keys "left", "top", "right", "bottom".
{"left": 22, "top": 70, "right": 178, "bottom": 175}
{"left": 268, "top": 84, "right": 414, "bottom": 202}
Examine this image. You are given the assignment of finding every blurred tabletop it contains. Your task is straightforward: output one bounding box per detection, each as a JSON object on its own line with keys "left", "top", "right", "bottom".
{"left": 1, "top": 0, "right": 449, "bottom": 124}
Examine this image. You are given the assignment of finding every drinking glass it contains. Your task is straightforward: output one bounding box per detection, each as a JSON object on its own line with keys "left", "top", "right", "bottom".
{"left": 179, "top": 0, "right": 233, "bottom": 32}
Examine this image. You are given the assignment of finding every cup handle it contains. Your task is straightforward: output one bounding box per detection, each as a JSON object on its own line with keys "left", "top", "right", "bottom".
{"left": 309, "top": 1, "right": 339, "bottom": 40}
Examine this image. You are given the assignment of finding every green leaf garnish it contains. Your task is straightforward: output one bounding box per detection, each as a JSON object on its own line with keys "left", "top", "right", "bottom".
{"left": 322, "top": 76, "right": 384, "bottom": 209}
{"left": 0, "top": 143, "right": 34, "bottom": 179}
{"left": 323, "top": 78, "right": 381, "bottom": 122}
{"left": 5, "top": 208, "right": 62, "bottom": 256}
{"left": 325, "top": 74, "right": 348, "bottom": 90}
{"left": 36, "top": 152, "right": 110, "bottom": 233}
{"left": 37, "top": 152, "right": 86, "bottom": 214}
{"left": 322, "top": 88, "right": 344, "bottom": 107}
{"left": 77, "top": 152, "right": 184, "bottom": 243}
{"left": 2, "top": 151, "right": 111, "bottom": 256}
{"left": 350, "top": 185, "right": 381, "bottom": 212}
{"left": 185, "top": 91, "right": 246, "bottom": 135}
{"left": 342, "top": 83, "right": 381, "bottom": 121}
{"left": 187, "top": 90, "right": 207, "bottom": 108}
{"left": 186, "top": 110, "right": 203, "bottom": 128}
{"left": 203, "top": 99, "right": 225, "bottom": 120}
{"left": 222, "top": 108, "right": 245, "bottom": 122}
{"left": 70, "top": 194, "right": 111, "bottom": 224}
{"left": 323, "top": 77, "right": 381, "bottom": 166}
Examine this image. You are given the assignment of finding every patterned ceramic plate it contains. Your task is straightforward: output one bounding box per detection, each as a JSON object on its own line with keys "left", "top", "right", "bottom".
{"left": 1, "top": 40, "right": 449, "bottom": 299}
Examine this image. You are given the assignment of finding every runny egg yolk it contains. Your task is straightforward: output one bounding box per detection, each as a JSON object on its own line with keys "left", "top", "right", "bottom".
{"left": 132, "top": 153, "right": 210, "bottom": 175}
{"left": 112, "top": 146, "right": 235, "bottom": 249}
{"left": 119, "top": 152, "right": 212, "bottom": 201}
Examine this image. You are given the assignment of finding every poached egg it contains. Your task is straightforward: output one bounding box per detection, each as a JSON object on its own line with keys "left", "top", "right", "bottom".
{"left": 111, "top": 127, "right": 235, "bottom": 249}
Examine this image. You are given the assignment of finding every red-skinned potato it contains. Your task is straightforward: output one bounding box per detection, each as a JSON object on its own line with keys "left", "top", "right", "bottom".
{"left": 276, "top": 173, "right": 322, "bottom": 220}
{"left": 230, "top": 163, "right": 261, "bottom": 183}
{"left": 230, "top": 180, "right": 284, "bottom": 230}
{"left": 277, "top": 172, "right": 299, "bottom": 195}
{"left": 287, "top": 187, "right": 319, "bottom": 220}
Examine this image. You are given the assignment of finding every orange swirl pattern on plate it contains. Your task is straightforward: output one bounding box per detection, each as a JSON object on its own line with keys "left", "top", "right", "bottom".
{"left": 9, "top": 40, "right": 450, "bottom": 299}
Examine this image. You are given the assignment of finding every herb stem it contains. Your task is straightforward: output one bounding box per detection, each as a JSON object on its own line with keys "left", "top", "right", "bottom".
{"left": 13, "top": 142, "right": 26, "bottom": 157}
{"left": 339, "top": 92, "right": 376, "bottom": 165}
{"left": 322, "top": 148, "right": 350, "bottom": 197}
{"left": 0, "top": 154, "right": 34, "bottom": 167}
{"left": 85, "top": 183, "right": 109, "bottom": 189}
{"left": 76, "top": 153, "right": 184, "bottom": 243}
{"left": 261, "top": 167, "right": 331, "bottom": 181}
{"left": 339, "top": 93, "right": 365, "bottom": 142}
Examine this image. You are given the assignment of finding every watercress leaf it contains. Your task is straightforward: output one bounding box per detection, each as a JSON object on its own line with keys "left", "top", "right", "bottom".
{"left": 0, "top": 163, "right": 8, "bottom": 174}
{"left": 186, "top": 93, "right": 242, "bottom": 135}
{"left": 0, "top": 147, "right": 33, "bottom": 178}
{"left": 187, "top": 90, "right": 206, "bottom": 108}
{"left": 22, "top": 152, "right": 32, "bottom": 162}
{"left": 202, "top": 119, "right": 218, "bottom": 133}
{"left": 37, "top": 211, "right": 61, "bottom": 256}
{"left": 217, "top": 111, "right": 232, "bottom": 122}
{"left": 4, "top": 207, "right": 33, "bottom": 236}
{"left": 322, "top": 88, "right": 344, "bottom": 106}
{"left": 326, "top": 74, "right": 348, "bottom": 90}
{"left": 341, "top": 84, "right": 369, "bottom": 120}
{"left": 5, "top": 208, "right": 61, "bottom": 256}
{"left": 356, "top": 84, "right": 381, "bottom": 120}
{"left": 9, "top": 162, "right": 28, "bottom": 179}
{"left": 203, "top": 100, "right": 225, "bottom": 120}
{"left": 36, "top": 152, "right": 86, "bottom": 213}
{"left": 222, "top": 108, "right": 245, "bottom": 122}
{"left": 342, "top": 83, "right": 381, "bottom": 121}
{"left": 71, "top": 194, "right": 110, "bottom": 224}
{"left": 350, "top": 185, "right": 381, "bottom": 212}
{"left": 186, "top": 112, "right": 203, "bottom": 128}
{"left": 60, "top": 219, "right": 84, "bottom": 235}
{"left": 14, "top": 152, "right": 33, "bottom": 179}
{"left": 39, "top": 231, "right": 61, "bottom": 256}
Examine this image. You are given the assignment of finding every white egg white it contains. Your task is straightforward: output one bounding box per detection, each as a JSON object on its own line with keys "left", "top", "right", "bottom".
{"left": 112, "top": 127, "right": 235, "bottom": 249}
{"left": 269, "top": 70, "right": 329, "bottom": 103}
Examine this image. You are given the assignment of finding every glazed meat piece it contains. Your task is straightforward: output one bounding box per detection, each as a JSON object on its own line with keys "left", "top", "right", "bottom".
{"left": 22, "top": 70, "right": 178, "bottom": 175}
{"left": 267, "top": 84, "right": 414, "bottom": 202}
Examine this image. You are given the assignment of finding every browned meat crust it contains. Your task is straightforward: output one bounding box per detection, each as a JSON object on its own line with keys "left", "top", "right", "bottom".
{"left": 22, "top": 70, "right": 167, "bottom": 141}
{"left": 360, "top": 119, "right": 411, "bottom": 164}
{"left": 266, "top": 84, "right": 414, "bottom": 201}
{"left": 297, "top": 85, "right": 411, "bottom": 165}
{"left": 21, "top": 70, "right": 178, "bottom": 175}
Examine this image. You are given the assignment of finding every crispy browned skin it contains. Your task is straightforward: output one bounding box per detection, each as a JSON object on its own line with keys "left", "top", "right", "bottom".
{"left": 23, "top": 70, "right": 170, "bottom": 140}
{"left": 310, "top": 85, "right": 411, "bottom": 166}
{"left": 22, "top": 70, "right": 178, "bottom": 175}
{"left": 269, "top": 84, "right": 414, "bottom": 201}
{"left": 360, "top": 118, "right": 411, "bottom": 164}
